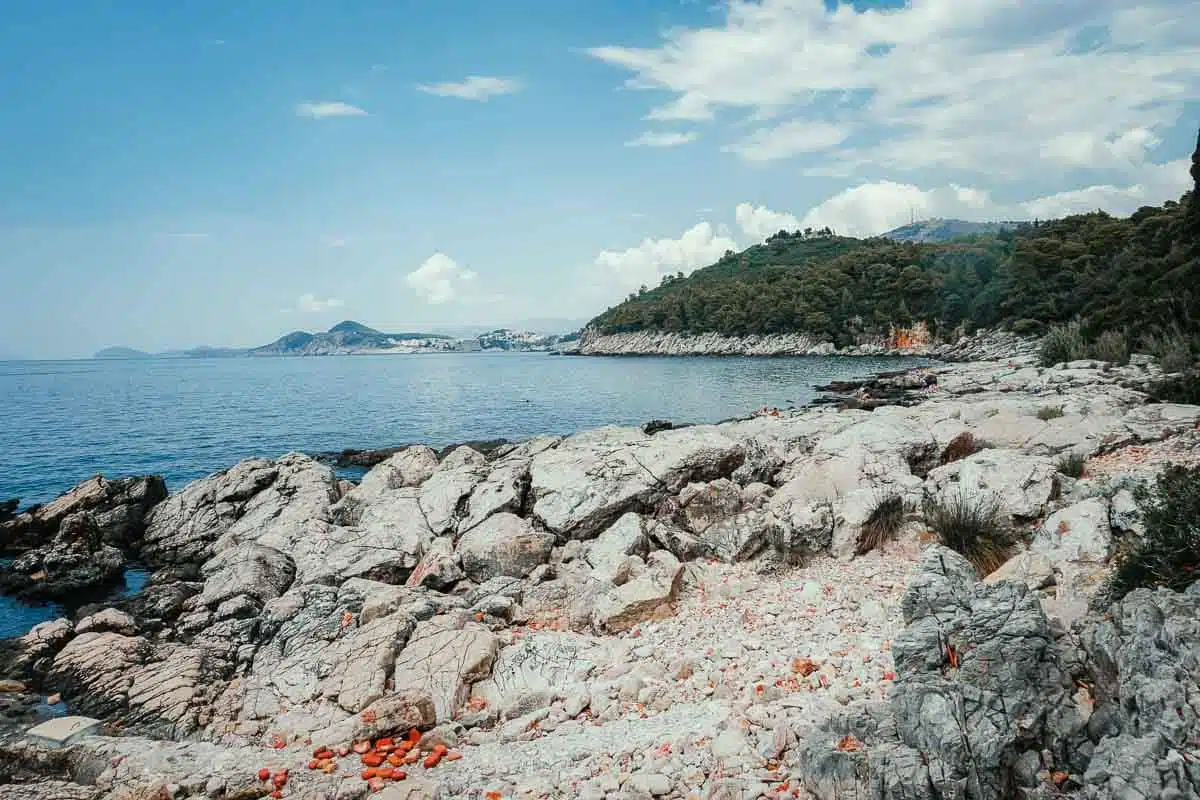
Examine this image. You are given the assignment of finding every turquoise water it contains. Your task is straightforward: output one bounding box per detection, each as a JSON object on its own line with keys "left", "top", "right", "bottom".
{"left": 0, "top": 562, "right": 149, "bottom": 639}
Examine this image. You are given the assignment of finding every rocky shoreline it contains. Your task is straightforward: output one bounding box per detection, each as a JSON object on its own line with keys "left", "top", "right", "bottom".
{"left": 561, "top": 327, "right": 1041, "bottom": 362}
{"left": 0, "top": 351, "right": 1198, "bottom": 799}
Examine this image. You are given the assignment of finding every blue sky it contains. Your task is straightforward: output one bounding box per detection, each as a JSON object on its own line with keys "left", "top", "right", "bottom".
{"left": 2, "top": 0, "right": 1198, "bottom": 358}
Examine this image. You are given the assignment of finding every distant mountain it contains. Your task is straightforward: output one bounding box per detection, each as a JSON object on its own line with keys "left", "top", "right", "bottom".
{"left": 248, "top": 321, "right": 456, "bottom": 356}
{"left": 164, "top": 346, "right": 248, "bottom": 358}
{"left": 94, "top": 346, "right": 153, "bottom": 359}
{"left": 881, "top": 218, "right": 1026, "bottom": 243}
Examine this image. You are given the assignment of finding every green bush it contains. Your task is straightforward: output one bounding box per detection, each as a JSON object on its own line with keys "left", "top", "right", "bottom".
{"left": 1090, "top": 329, "right": 1131, "bottom": 365}
{"left": 1106, "top": 465, "right": 1200, "bottom": 600}
{"left": 1146, "top": 370, "right": 1200, "bottom": 405}
{"left": 857, "top": 494, "right": 906, "bottom": 556}
{"left": 1056, "top": 452, "right": 1087, "bottom": 479}
{"left": 1144, "top": 328, "right": 1197, "bottom": 374}
{"left": 1040, "top": 320, "right": 1088, "bottom": 366}
{"left": 1037, "top": 405, "right": 1065, "bottom": 421}
{"left": 922, "top": 492, "right": 1014, "bottom": 574}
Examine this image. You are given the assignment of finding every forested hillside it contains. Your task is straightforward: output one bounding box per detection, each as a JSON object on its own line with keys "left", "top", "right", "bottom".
{"left": 589, "top": 145, "right": 1200, "bottom": 357}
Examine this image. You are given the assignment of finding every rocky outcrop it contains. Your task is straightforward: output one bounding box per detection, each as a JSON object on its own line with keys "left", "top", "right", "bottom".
{"left": 0, "top": 354, "right": 1197, "bottom": 799}
{"left": 0, "top": 513, "right": 125, "bottom": 600}
{"left": 0, "top": 474, "right": 166, "bottom": 553}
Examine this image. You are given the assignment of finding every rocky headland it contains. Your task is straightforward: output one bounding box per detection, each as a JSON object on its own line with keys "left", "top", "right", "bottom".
{"left": 1, "top": 352, "right": 1199, "bottom": 799}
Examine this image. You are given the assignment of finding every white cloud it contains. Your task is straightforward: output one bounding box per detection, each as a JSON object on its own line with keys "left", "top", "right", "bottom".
{"left": 625, "top": 130, "right": 699, "bottom": 148}
{"left": 294, "top": 293, "right": 344, "bottom": 313}
{"left": 723, "top": 120, "right": 848, "bottom": 162}
{"left": 734, "top": 203, "right": 801, "bottom": 241}
{"left": 594, "top": 222, "right": 738, "bottom": 292}
{"left": 405, "top": 253, "right": 477, "bottom": 305}
{"left": 416, "top": 76, "right": 521, "bottom": 101}
{"left": 754, "top": 158, "right": 1192, "bottom": 238}
{"left": 588, "top": 0, "right": 1200, "bottom": 177}
{"left": 296, "top": 102, "right": 369, "bottom": 119}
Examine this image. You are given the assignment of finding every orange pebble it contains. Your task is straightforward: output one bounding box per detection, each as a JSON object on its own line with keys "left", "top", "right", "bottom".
{"left": 387, "top": 753, "right": 405, "bottom": 767}
{"left": 362, "top": 768, "right": 378, "bottom": 780}
{"left": 353, "top": 740, "right": 372, "bottom": 755}
{"left": 423, "top": 753, "right": 442, "bottom": 769}
{"left": 445, "top": 751, "right": 462, "bottom": 761}
{"left": 270, "top": 792, "right": 282, "bottom": 800}
{"left": 394, "top": 770, "right": 408, "bottom": 780}
{"left": 376, "top": 738, "right": 395, "bottom": 749}
{"left": 257, "top": 768, "right": 271, "bottom": 782}
{"left": 376, "top": 768, "right": 395, "bottom": 780}
{"left": 322, "top": 762, "right": 337, "bottom": 775}
{"left": 396, "top": 740, "right": 413, "bottom": 753}
{"left": 402, "top": 751, "right": 420, "bottom": 765}
{"left": 307, "top": 760, "right": 319, "bottom": 770}
{"left": 432, "top": 743, "right": 448, "bottom": 755}
{"left": 407, "top": 728, "right": 421, "bottom": 744}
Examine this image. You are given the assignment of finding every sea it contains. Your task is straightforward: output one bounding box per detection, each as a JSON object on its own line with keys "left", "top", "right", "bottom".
{"left": 0, "top": 352, "right": 926, "bottom": 637}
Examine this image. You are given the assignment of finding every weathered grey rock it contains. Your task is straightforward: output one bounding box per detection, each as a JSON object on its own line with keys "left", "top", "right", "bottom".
{"left": 926, "top": 449, "right": 1059, "bottom": 518}
{"left": 587, "top": 512, "right": 648, "bottom": 583}
{"left": 0, "top": 513, "right": 126, "bottom": 600}
{"left": 800, "top": 546, "right": 1079, "bottom": 799}
{"left": 1079, "top": 584, "right": 1200, "bottom": 799}
{"left": 645, "top": 519, "right": 706, "bottom": 561}
{"left": 406, "top": 536, "right": 464, "bottom": 590}
{"left": 460, "top": 459, "right": 532, "bottom": 531}
{"left": 418, "top": 452, "right": 489, "bottom": 535}
{"left": 361, "top": 446, "right": 440, "bottom": 494}
{"left": 592, "top": 550, "right": 681, "bottom": 633}
{"left": 678, "top": 479, "right": 743, "bottom": 534}
{"left": 142, "top": 454, "right": 338, "bottom": 569}
{"left": 74, "top": 608, "right": 137, "bottom": 637}
{"left": 392, "top": 616, "right": 498, "bottom": 722}
{"left": 983, "top": 550, "right": 1055, "bottom": 590}
{"left": 1032, "top": 498, "right": 1113, "bottom": 564}
{"left": 529, "top": 426, "right": 746, "bottom": 539}
{"left": 0, "top": 474, "right": 166, "bottom": 552}
{"left": 196, "top": 543, "right": 295, "bottom": 608}
{"left": 1109, "top": 488, "right": 1143, "bottom": 535}
{"left": 456, "top": 512, "right": 555, "bottom": 582}
{"left": 700, "top": 508, "right": 777, "bottom": 562}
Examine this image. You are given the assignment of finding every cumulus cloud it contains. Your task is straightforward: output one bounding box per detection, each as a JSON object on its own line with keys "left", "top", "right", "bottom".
{"left": 625, "top": 131, "right": 699, "bottom": 148}
{"left": 405, "top": 253, "right": 477, "bottom": 305}
{"left": 295, "top": 102, "right": 369, "bottom": 119}
{"left": 588, "top": 0, "right": 1200, "bottom": 177}
{"left": 742, "top": 159, "right": 1193, "bottom": 239}
{"left": 594, "top": 222, "right": 738, "bottom": 293}
{"left": 416, "top": 76, "right": 521, "bottom": 101}
{"left": 734, "top": 203, "right": 802, "bottom": 241}
{"left": 293, "top": 293, "right": 344, "bottom": 313}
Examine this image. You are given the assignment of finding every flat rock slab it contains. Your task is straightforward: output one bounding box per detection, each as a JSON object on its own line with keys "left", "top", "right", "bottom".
{"left": 27, "top": 715, "right": 103, "bottom": 747}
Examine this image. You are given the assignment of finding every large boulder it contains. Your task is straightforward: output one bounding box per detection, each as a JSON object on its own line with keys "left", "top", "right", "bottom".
{"left": 799, "top": 546, "right": 1080, "bottom": 799}
{"left": 0, "top": 474, "right": 166, "bottom": 552}
{"left": 141, "top": 454, "right": 339, "bottom": 570}
{"left": 391, "top": 616, "right": 498, "bottom": 722}
{"left": 529, "top": 425, "right": 746, "bottom": 539}
{"left": 1079, "top": 583, "right": 1200, "bottom": 798}
{"left": 455, "top": 512, "right": 554, "bottom": 582}
{"left": 926, "top": 449, "right": 1059, "bottom": 519}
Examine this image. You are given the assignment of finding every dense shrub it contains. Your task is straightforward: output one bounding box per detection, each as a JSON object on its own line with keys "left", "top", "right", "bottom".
{"left": 1144, "top": 328, "right": 1197, "bottom": 373}
{"left": 1146, "top": 370, "right": 1200, "bottom": 405}
{"left": 1090, "top": 329, "right": 1131, "bottom": 365}
{"left": 1056, "top": 452, "right": 1087, "bottom": 479}
{"left": 1040, "top": 320, "right": 1088, "bottom": 366}
{"left": 922, "top": 492, "right": 1014, "bottom": 574}
{"left": 857, "top": 494, "right": 906, "bottom": 556}
{"left": 939, "top": 432, "right": 990, "bottom": 466}
{"left": 1037, "top": 405, "right": 1065, "bottom": 421}
{"left": 1106, "top": 465, "right": 1200, "bottom": 600}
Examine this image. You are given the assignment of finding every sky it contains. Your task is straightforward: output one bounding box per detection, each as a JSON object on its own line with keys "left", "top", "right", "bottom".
{"left": 2, "top": 0, "right": 1198, "bottom": 359}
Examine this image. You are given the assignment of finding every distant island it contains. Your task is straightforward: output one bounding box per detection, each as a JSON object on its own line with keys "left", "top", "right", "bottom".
{"left": 93, "top": 321, "right": 581, "bottom": 359}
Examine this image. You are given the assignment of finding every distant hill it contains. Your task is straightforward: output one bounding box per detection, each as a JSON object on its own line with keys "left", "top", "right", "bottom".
{"left": 94, "top": 346, "right": 153, "bottom": 359}
{"left": 881, "top": 218, "right": 1026, "bottom": 243}
{"left": 248, "top": 321, "right": 456, "bottom": 356}
{"left": 586, "top": 150, "right": 1199, "bottom": 353}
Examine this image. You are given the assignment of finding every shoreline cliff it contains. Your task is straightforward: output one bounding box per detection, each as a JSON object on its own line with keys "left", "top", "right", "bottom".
{"left": 0, "top": 354, "right": 1198, "bottom": 798}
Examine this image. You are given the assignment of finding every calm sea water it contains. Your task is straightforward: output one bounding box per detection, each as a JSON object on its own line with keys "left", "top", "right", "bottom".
{"left": 0, "top": 353, "right": 928, "bottom": 506}
{"left": 0, "top": 352, "right": 926, "bottom": 637}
